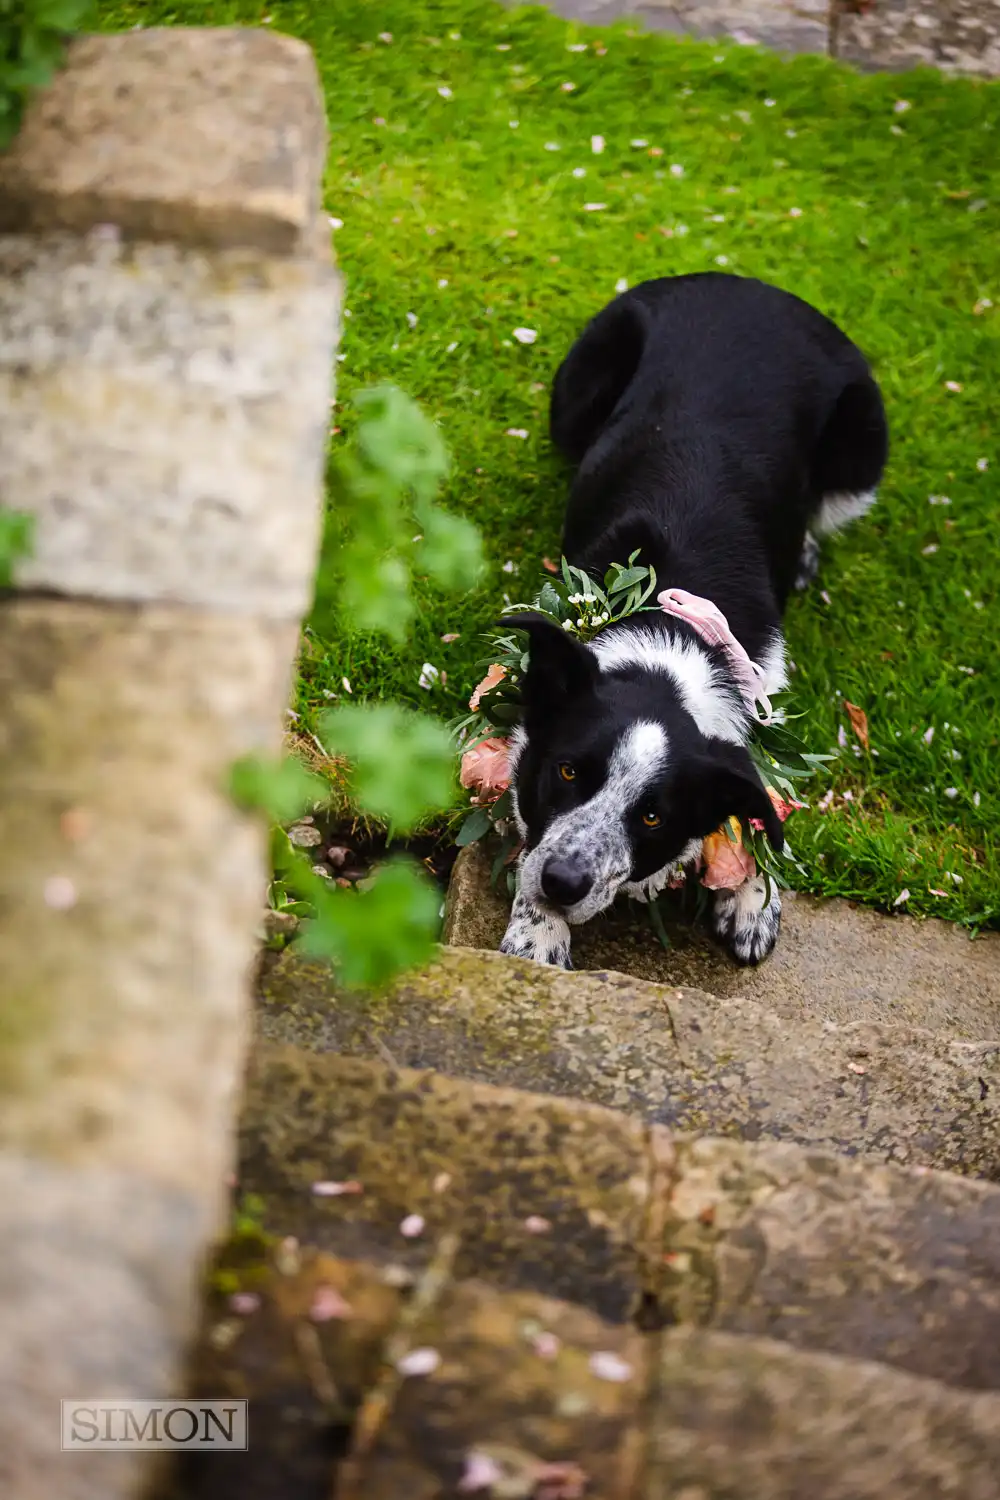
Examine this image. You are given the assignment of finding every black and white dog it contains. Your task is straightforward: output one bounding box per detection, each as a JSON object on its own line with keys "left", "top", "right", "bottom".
{"left": 500, "top": 272, "right": 887, "bottom": 969}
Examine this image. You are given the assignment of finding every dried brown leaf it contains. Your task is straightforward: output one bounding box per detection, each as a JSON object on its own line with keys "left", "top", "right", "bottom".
{"left": 844, "top": 700, "right": 870, "bottom": 752}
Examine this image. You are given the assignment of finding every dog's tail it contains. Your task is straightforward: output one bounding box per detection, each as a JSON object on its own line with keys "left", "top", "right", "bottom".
{"left": 549, "top": 294, "right": 652, "bottom": 466}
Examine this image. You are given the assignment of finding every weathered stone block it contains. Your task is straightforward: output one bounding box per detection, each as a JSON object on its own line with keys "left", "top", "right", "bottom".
{"left": 834, "top": 0, "right": 1000, "bottom": 76}
{"left": 0, "top": 233, "right": 339, "bottom": 615}
{"left": 240, "top": 1046, "right": 653, "bottom": 1324}
{"left": 0, "top": 28, "right": 338, "bottom": 1498}
{"left": 256, "top": 947, "right": 1000, "bottom": 1178}
{"left": 0, "top": 29, "right": 329, "bottom": 253}
{"left": 444, "top": 840, "right": 1000, "bottom": 1036}
{"left": 649, "top": 1329, "right": 1000, "bottom": 1498}
{"left": 650, "top": 1134, "right": 1000, "bottom": 1390}
{"left": 341, "top": 1278, "right": 648, "bottom": 1500}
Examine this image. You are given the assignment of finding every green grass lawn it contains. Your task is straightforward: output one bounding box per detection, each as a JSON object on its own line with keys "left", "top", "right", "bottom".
{"left": 100, "top": 0, "right": 1000, "bottom": 930}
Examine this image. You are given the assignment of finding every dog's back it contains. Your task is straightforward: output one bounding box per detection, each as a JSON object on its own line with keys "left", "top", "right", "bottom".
{"left": 551, "top": 273, "right": 888, "bottom": 613}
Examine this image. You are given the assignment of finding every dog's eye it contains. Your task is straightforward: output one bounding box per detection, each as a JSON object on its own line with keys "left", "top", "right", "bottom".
{"left": 642, "top": 809, "right": 661, "bottom": 828}
{"left": 558, "top": 762, "right": 576, "bottom": 783}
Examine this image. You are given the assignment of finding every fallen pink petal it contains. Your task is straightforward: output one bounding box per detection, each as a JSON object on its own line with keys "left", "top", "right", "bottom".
{"left": 396, "top": 1347, "right": 441, "bottom": 1377}
{"left": 524, "top": 1215, "right": 552, "bottom": 1234}
{"left": 400, "top": 1213, "right": 426, "bottom": 1238}
{"left": 312, "top": 1180, "right": 364, "bottom": 1197}
{"left": 310, "top": 1284, "right": 353, "bottom": 1322}
{"left": 589, "top": 1350, "right": 633, "bottom": 1382}
{"left": 533, "top": 1462, "right": 589, "bottom": 1499}
{"left": 532, "top": 1331, "right": 562, "bottom": 1359}
{"left": 43, "top": 875, "right": 78, "bottom": 910}
{"left": 458, "top": 1451, "right": 504, "bottom": 1492}
{"left": 228, "top": 1292, "right": 261, "bottom": 1316}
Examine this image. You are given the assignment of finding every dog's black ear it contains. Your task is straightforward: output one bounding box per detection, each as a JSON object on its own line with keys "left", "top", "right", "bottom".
{"left": 501, "top": 612, "right": 600, "bottom": 707}
{"left": 677, "top": 747, "right": 784, "bottom": 853}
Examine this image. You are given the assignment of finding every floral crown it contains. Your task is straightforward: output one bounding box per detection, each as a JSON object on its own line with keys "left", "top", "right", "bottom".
{"left": 452, "top": 552, "right": 830, "bottom": 912}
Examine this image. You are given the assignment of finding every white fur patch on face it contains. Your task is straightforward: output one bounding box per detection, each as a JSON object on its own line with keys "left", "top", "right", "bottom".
{"left": 507, "top": 724, "right": 528, "bottom": 838}
{"left": 517, "top": 718, "right": 668, "bottom": 926}
{"left": 591, "top": 625, "right": 747, "bottom": 745}
{"left": 814, "top": 489, "right": 876, "bottom": 537}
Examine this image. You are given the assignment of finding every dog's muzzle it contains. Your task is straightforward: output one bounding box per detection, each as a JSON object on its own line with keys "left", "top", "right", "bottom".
{"left": 540, "top": 855, "right": 594, "bottom": 910}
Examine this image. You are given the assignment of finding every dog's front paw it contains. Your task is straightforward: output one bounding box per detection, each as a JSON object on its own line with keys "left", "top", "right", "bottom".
{"left": 711, "top": 877, "right": 781, "bottom": 966}
{"left": 499, "top": 895, "right": 573, "bottom": 969}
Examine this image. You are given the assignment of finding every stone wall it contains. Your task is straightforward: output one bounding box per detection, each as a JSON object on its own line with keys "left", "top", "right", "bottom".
{"left": 0, "top": 29, "right": 340, "bottom": 1500}
{"left": 545, "top": 0, "right": 1000, "bottom": 75}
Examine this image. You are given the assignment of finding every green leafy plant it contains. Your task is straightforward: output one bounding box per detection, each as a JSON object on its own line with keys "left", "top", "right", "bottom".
{"left": 235, "top": 386, "right": 480, "bottom": 989}
{"left": 322, "top": 703, "right": 455, "bottom": 829}
{"left": 0, "top": 509, "right": 33, "bottom": 588}
{"left": 318, "top": 384, "right": 483, "bottom": 640}
{"left": 0, "top": 0, "right": 91, "bottom": 151}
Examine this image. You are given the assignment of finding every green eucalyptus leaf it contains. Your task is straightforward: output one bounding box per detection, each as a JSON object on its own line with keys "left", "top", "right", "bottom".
{"left": 455, "top": 807, "right": 493, "bottom": 846}
{"left": 538, "top": 581, "right": 563, "bottom": 616}
{"left": 607, "top": 565, "right": 647, "bottom": 593}
{"left": 491, "top": 789, "right": 513, "bottom": 820}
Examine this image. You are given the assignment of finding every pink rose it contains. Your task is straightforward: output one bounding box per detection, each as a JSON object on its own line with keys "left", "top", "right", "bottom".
{"left": 460, "top": 737, "right": 511, "bottom": 798}
{"left": 469, "top": 663, "right": 507, "bottom": 711}
{"left": 700, "top": 821, "right": 757, "bottom": 890}
{"left": 749, "top": 785, "right": 806, "bottom": 832}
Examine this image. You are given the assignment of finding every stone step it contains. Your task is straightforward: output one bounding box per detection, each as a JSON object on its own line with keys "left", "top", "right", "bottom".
{"left": 257, "top": 948, "right": 999, "bottom": 1178}
{"left": 444, "top": 840, "right": 1000, "bottom": 1038}
{"left": 238, "top": 1044, "right": 1000, "bottom": 1391}
{"left": 353, "top": 1297, "right": 1000, "bottom": 1500}
{"left": 167, "top": 1245, "right": 1000, "bottom": 1500}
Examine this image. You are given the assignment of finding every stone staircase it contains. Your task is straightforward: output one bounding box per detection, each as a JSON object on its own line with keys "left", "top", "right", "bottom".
{"left": 166, "top": 843, "right": 1000, "bottom": 1498}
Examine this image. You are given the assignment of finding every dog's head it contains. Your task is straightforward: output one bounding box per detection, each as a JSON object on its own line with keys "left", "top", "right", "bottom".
{"left": 505, "top": 613, "right": 783, "bottom": 923}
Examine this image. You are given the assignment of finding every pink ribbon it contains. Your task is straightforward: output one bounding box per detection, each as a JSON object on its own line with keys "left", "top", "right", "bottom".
{"left": 657, "top": 587, "right": 774, "bottom": 725}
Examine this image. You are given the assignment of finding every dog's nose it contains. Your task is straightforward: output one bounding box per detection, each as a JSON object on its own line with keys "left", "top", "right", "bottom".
{"left": 541, "top": 857, "right": 594, "bottom": 909}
